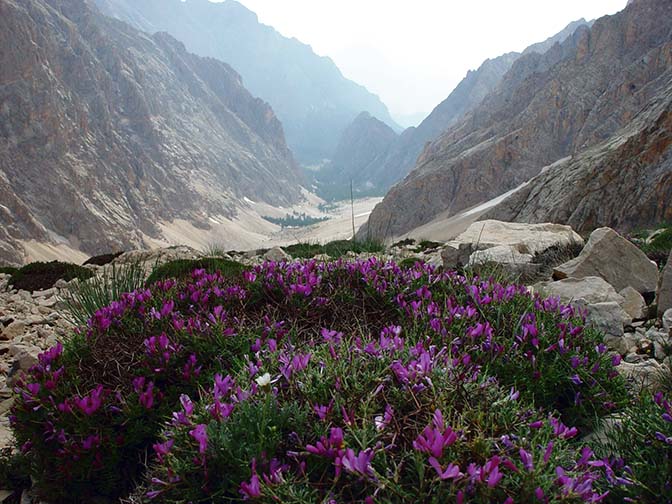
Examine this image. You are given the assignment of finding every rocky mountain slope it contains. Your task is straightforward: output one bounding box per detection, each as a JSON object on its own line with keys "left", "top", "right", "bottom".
{"left": 360, "top": 0, "right": 672, "bottom": 240}
{"left": 93, "top": 0, "right": 399, "bottom": 164}
{"left": 0, "top": 0, "right": 303, "bottom": 266}
{"left": 315, "top": 112, "right": 399, "bottom": 200}
{"left": 484, "top": 78, "right": 672, "bottom": 232}
{"left": 327, "top": 19, "right": 590, "bottom": 200}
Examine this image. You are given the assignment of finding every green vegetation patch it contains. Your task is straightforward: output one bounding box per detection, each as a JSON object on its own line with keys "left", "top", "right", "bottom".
{"left": 283, "top": 239, "right": 385, "bottom": 259}
{"left": 146, "top": 258, "right": 247, "bottom": 285}
{"left": 8, "top": 261, "right": 94, "bottom": 292}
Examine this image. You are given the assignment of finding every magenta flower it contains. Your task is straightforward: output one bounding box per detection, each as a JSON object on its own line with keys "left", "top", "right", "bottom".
{"left": 189, "top": 424, "right": 208, "bottom": 455}
{"left": 239, "top": 473, "right": 261, "bottom": 499}
{"left": 74, "top": 385, "right": 104, "bottom": 416}
{"left": 429, "top": 458, "right": 463, "bottom": 480}
{"left": 340, "top": 448, "right": 376, "bottom": 479}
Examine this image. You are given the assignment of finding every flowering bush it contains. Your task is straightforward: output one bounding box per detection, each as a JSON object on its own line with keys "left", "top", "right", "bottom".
{"left": 10, "top": 259, "right": 634, "bottom": 502}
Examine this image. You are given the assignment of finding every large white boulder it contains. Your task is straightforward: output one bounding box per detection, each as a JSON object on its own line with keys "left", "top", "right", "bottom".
{"left": 449, "top": 220, "right": 584, "bottom": 255}
{"left": 553, "top": 227, "right": 658, "bottom": 294}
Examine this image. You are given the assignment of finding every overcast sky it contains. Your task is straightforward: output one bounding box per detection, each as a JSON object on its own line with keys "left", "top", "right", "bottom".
{"left": 216, "top": 1, "right": 627, "bottom": 127}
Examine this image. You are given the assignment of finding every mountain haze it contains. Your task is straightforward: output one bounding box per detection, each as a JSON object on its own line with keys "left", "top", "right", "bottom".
{"left": 322, "top": 19, "right": 591, "bottom": 199}
{"left": 360, "top": 0, "right": 672, "bottom": 240}
{"left": 93, "top": 0, "right": 400, "bottom": 164}
{"left": 0, "top": 0, "right": 302, "bottom": 265}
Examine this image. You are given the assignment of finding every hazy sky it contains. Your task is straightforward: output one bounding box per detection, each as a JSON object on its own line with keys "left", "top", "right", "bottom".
{"left": 216, "top": 1, "right": 627, "bottom": 127}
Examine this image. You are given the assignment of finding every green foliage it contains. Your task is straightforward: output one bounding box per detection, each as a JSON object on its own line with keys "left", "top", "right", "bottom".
{"left": 8, "top": 261, "right": 94, "bottom": 292}
{"left": 0, "top": 266, "right": 19, "bottom": 275}
{"left": 0, "top": 449, "right": 30, "bottom": 497}
{"left": 60, "top": 260, "right": 148, "bottom": 326}
{"left": 629, "top": 223, "right": 672, "bottom": 268}
{"left": 593, "top": 392, "right": 672, "bottom": 501}
{"left": 262, "top": 212, "right": 329, "bottom": 228}
{"left": 413, "top": 240, "right": 443, "bottom": 253}
{"left": 283, "top": 239, "right": 385, "bottom": 259}
{"left": 146, "top": 258, "right": 246, "bottom": 285}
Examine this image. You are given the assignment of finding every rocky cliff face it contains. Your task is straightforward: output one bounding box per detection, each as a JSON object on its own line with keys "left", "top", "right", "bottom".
{"left": 315, "top": 112, "right": 399, "bottom": 200}
{"left": 484, "top": 78, "right": 672, "bottom": 233}
{"left": 93, "top": 0, "right": 399, "bottom": 164}
{"left": 0, "top": 0, "right": 302, "bottom": 265}
{"left": 361, "top": 0, "right": 672, "bottom": 240}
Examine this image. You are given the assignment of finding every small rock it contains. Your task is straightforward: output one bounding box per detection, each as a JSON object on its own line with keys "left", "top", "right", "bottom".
{"left": 617, "top": 359, "right": 669, "bottom": 393}
{"left": 1, "top": 320, "right": 26, "bottom": 340}
{"left": 663, "top": 308, "right": 672, "bottom": 334}
{"left": 263, "top": 247, "right": 290, "bottom": 262}
{"left": 31, "top": 288, "right": 56, "bottom": 299}
{"left": 441, "top": 242, "right": 472, "bottom": 269}
{"left": 584, "top": 301, "right": 631, "bottom": 339}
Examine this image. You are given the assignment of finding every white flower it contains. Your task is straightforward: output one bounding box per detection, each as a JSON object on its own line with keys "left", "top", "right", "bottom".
{"left": 255, "top": 372, "right": 272, "bottom": 387}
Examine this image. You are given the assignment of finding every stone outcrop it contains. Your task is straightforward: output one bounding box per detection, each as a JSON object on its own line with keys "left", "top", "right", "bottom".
{"left": 553, "top": 228, "right": 659, "bottom": 294}
{"left": 0, "top": 0, "right": 303, "bottom": 265}
{"left": 93, "top": 0, "right": 398, "bottom": 164}
{"left": 361, "top": 0, "right": 672, "bottom": 240}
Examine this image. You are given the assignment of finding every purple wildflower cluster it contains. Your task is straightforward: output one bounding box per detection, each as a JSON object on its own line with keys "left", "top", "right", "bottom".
{"left": 10, "top": 258, "right": 637, "bottom": 502}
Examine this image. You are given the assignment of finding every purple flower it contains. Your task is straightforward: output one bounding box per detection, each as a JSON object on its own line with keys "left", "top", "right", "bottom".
{"left": 340, "top": 448, "right": 376, "bottom": 479}
{"left": 74, "top": 385, "right": 104, "bottom": 416}
{"left": 189, "top": 424, "right": 208, "bottom": 455}
{"left": 429, "top": 458, "right": 463, "bottom": 480}
{"left": 239, "top": 474, "right": 261, "bottom": 499}
{"left": 519, "top": 448, "right": 534, "bottom": 472}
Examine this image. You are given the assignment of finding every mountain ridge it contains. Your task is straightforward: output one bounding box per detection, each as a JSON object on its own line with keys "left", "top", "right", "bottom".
{"left": 0, "top": 0, "right": 303, "bottom": 265}
{"left": 93, "top": 0, "right": 400, "bottom": 164}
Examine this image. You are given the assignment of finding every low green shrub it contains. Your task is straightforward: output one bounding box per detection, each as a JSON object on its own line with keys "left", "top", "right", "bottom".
{"left": 8, "top": 261, "right": 94, "bottom": 292}
{"left": 594, "top": 392, "right": 672, "bottom": 501}
{"left": 283, "top": 239, "right": 385, "bottom": 259}
{"left": 145, "top": 258, "right": 246, "bottom": 285}
{"left": 11, "top": 259, "right": 631, "bottom": 502}
{"left": 0, "top": 266, "right": 19, "bottom": 275}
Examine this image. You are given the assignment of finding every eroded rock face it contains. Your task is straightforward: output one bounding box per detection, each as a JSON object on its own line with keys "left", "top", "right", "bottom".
{"left": 553, "top": 228, "right": 659, "bottom": 294}
{"left": 361, "top": 0, "right": 672, "bottom": 239}
{"left": 0, "top": 0, "right": 303, "bottom": 265}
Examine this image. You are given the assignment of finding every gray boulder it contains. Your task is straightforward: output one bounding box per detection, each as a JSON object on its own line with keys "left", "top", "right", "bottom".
{"left": 533, "top": 276, "right": 625, "bottom": 306}
{"left": 618, "top": 286, "right": 647, "bottom": 320}
{"left": 658, "top": 250, "right": 672, "bottom": 315}
{"left": 583, "top": 301, "right": 631, "bottom": 339}
{"left": 263, "top": 247, "right": 291, "bottom": 263}
{"left": 553, "top": 227, "right": 658, "bottom": 294}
